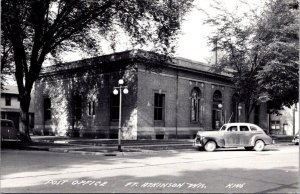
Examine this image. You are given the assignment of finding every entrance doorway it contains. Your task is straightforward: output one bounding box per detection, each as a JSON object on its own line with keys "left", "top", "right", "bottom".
{"left": 212, "top": 90, "right": 222, "bottom": 130}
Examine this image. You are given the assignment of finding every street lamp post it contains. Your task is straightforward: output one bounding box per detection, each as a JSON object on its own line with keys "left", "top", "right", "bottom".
{"left": 293, "top": 104, "right": 297, "bottom": 136}
{"left": 238, "top": 104, "right": 242, "bottom": 122}
{"left": 113, "top": 79, "right": 129, "bottom": 152}
{"left": 218, "top": 104, "right": 223, "bottom": 125}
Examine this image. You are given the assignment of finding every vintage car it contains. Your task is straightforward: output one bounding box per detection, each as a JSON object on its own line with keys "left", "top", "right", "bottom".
{"left": 193, "top": 123, "right": 274, "bottom": 152}
{"left": 1, "top": 119, "right": 20, "bottom": 141}
{"left": 292, "top": 132, "right": 299, "bottom": 145}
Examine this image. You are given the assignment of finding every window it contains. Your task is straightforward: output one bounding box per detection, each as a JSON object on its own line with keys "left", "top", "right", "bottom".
{"left": 5, "top": 96, "right": 11, "bottom": 106}
{"left": 191, "top": 88, "right": 201, "bottom": 122}
{"left": 240, "top": 126, "right": 250, "bottom": 131}
{"left": 89, "top": 102, "right": 92, "bottom": 115}
{"left": 250, "top": 126, "right": 258, "bottom": 131}
{"left": 29, "top": 113, "right": 34, "bottom": 128}
{"left": 250, "top": 125, "right": 263, "bottom": 132}
{"left": 154, "top": 93, "right": 165, "bottom": 121}
{"left": 1, "top": 121, "right": 13, "bottom": 127}
{"left": 111, "top": 94, "right": 119, "bottom": 120}
{"left": 212, "top": 90, "right": 223, "bottom": 129}
{"left": 271, "top": 121, "right": 280, "bottom": 130}
{"left": 44, "top": 98, "right": 51, "bottom": 121}
{"left": 227, "top": 126, "right": 238, "bottom": 132}
{"left": 74, "top": 95, "right": 82, "bottom": 120}
{"left": 220, "top": 125, "right": 227, "bottom": 131}
{"left": 88, "top": 101, "right": 96, "bottom": 116}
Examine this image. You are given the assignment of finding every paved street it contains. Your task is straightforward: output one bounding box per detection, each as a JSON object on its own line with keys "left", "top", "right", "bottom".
{"left": 1, "top": 145, "right": 299, "bottom": 193}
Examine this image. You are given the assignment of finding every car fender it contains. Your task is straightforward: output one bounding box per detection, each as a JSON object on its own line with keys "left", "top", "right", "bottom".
{"left": 202, "top": 137, "right": 225, "bottom": 147}
{"left": 250, "top": 135, "right": 266, "bottom": 146}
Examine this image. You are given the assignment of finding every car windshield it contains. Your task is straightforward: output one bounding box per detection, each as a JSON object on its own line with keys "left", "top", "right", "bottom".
{"left": 220, "top": 125, "right": 227, "bottom": 131}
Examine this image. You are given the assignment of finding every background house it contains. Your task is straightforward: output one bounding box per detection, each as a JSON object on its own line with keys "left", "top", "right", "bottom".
{"left": 34, "top": 50, "right": 270, "bottom": 139}
{"left": 1, "top": 85, "right": 35, "bottom": 130}
{"left": 269, "top": 103, "right": 299, "bottom": 136}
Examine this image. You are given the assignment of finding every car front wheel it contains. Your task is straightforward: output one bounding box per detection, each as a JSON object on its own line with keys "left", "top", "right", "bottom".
{"left": 254, "top": 140, "right": 265, "bottom": 151}
{"left": 204, "top": 141, "right": 216, "bottom": 152}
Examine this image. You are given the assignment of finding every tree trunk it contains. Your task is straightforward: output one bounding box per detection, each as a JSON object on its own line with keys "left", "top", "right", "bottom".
{"left": 244, "top": 101, "right": 251, "bottom": 123}
{"left": 19, "top": 93, "right": 32, "bottom": 142}
{"left": 245, "top": 110, "right": 250, "bottom": 122}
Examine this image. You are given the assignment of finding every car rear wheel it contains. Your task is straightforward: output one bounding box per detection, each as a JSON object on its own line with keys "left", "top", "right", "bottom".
{"left": 254, "top": 140, "right": 265, "bottom": 151}
{"left": 244, "top": 146, "right": 254, "bottom": 151}
{"left": 204, "top": 141, "right": 216, "bottom": 152}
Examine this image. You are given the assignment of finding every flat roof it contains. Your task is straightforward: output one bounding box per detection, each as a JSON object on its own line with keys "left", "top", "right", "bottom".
{"left": 41, "top": 49, "right": 232, "bottom": 78}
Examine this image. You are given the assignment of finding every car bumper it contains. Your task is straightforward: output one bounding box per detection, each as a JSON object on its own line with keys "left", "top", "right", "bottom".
{"left": 193, "top": 138, "right": 203, "bottom": 147}
{"left": 292, "top": 139, "right": 299, "bottom": 143}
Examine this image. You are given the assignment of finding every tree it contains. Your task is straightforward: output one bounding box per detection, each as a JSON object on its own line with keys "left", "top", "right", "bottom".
{"left": 1, "top": 32, "right": 14, "bottom": 90}
{"left": 204, "top": 0, "right": 299, "bottom": 121}
{"left": 255, "top": 0, "right": 299, "bottom": 113}
{"left": 1, "top": 0, "right": 193, "bottom": 141}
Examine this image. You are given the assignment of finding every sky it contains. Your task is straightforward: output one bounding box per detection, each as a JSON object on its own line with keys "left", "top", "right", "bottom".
{"left": 174, "top": 0, "right": 265, "bottom": 63}
{"left": 59, "top": 0, "right": 266, "bottom": 65}
{"left": 5, "top": 0, "right": 266, "bottom": 85}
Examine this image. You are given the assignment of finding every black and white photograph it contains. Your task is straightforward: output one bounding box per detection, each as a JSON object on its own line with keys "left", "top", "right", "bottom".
{"left": 1, "top": 0, "right": 299, "bottom": 193}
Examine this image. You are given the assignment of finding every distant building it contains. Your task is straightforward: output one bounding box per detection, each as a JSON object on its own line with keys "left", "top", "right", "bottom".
{"left": 1, "top": 85, "right": 35, "bottom": 130}
{"left": 269, "top": 103, "right": 299, "bottom": 136}
{"left": 34, "top": 50, "right": 270, "bottom": 139}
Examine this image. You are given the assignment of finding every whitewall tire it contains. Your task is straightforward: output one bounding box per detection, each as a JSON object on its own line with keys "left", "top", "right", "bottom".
{"left": 254, "top": 140, "right": 265, "bottom": 151}
{"left": 204, "top": 141, "right": 216, "bottom": 152}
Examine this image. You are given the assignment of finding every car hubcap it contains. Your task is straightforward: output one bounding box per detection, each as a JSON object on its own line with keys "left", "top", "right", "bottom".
{"left": 255, "top": 141, "right": 264, "bottom": 150}
{"left": 206, "top": 142, "right": 215, "bottom": 151}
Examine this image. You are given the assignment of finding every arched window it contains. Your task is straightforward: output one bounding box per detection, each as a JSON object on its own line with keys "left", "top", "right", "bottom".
{"left": 191, "top": 87, "right": 201, "bottom": 122}
{"left": 213, "top": 90, "right": 222, "bottom": 104}
{"left": 212, "top": 90, "right": 223, "bottom": 129}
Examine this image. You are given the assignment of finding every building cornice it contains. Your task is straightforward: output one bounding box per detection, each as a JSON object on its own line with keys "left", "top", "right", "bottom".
{"left": 40, "top": 49, "right": 232, "bottom": 80}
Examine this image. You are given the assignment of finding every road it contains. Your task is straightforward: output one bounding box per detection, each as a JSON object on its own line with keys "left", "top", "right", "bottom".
{"left": 1, "top": 145, "right": 299, "bottom": 193}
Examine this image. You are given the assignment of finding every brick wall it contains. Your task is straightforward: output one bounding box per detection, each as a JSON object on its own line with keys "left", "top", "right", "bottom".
{"left": 34, "top": 64, "right": 138, "bottom": 139}
{"left": 34, "top": 50, "right": 270, "bottom": 140}
{"left": 137, "top": 63, "right": 240, "bottom": 139}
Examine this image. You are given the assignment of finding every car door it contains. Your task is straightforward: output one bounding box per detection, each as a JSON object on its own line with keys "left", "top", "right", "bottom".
{"left": 224, "top": 125, "right": 238, "bottom": 147}
{"left": 238, "top": 125, "right": 252, "bottom": 146}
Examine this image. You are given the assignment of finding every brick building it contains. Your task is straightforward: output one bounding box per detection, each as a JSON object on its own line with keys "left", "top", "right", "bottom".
{"left": 34, "top": 50, "right": 269, "bottom": 139}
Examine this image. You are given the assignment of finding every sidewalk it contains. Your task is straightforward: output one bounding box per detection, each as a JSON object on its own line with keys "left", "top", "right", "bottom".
{"left": 1, "top": 135, "right": 295, "bottom": 156}
{"left": 1, "top": 136, "right": 195, "bottom": 156}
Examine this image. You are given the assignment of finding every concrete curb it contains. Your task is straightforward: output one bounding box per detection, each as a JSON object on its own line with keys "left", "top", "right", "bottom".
{"left": 46, "top": 145, "right": 194, "bottom": 156}
{"left": 5, "top": 141, "right": 295, "bottom": 157}
{"left": 46, "top": 147, "right": 192, "bottom": 156}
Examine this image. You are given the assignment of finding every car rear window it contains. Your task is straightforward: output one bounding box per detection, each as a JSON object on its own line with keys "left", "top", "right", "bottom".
{"left": 240, "top": 126, "right": 250, "bottom": 131}
{"left": 250, "top": 125, "right": 262, "bottom": 132}
{"left": 1, "top": 121, "right": 13, "bottom": 127}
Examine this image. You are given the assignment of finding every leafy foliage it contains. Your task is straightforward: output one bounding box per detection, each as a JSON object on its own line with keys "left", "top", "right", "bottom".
{"left": 204, "top": 0, "right": 299, "bottom": 119}
{"left": 255, "top": 0, "right": 299, "bottom": 112}
{"left": 1, "top": 0, "right": 193, "bottom": 141}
